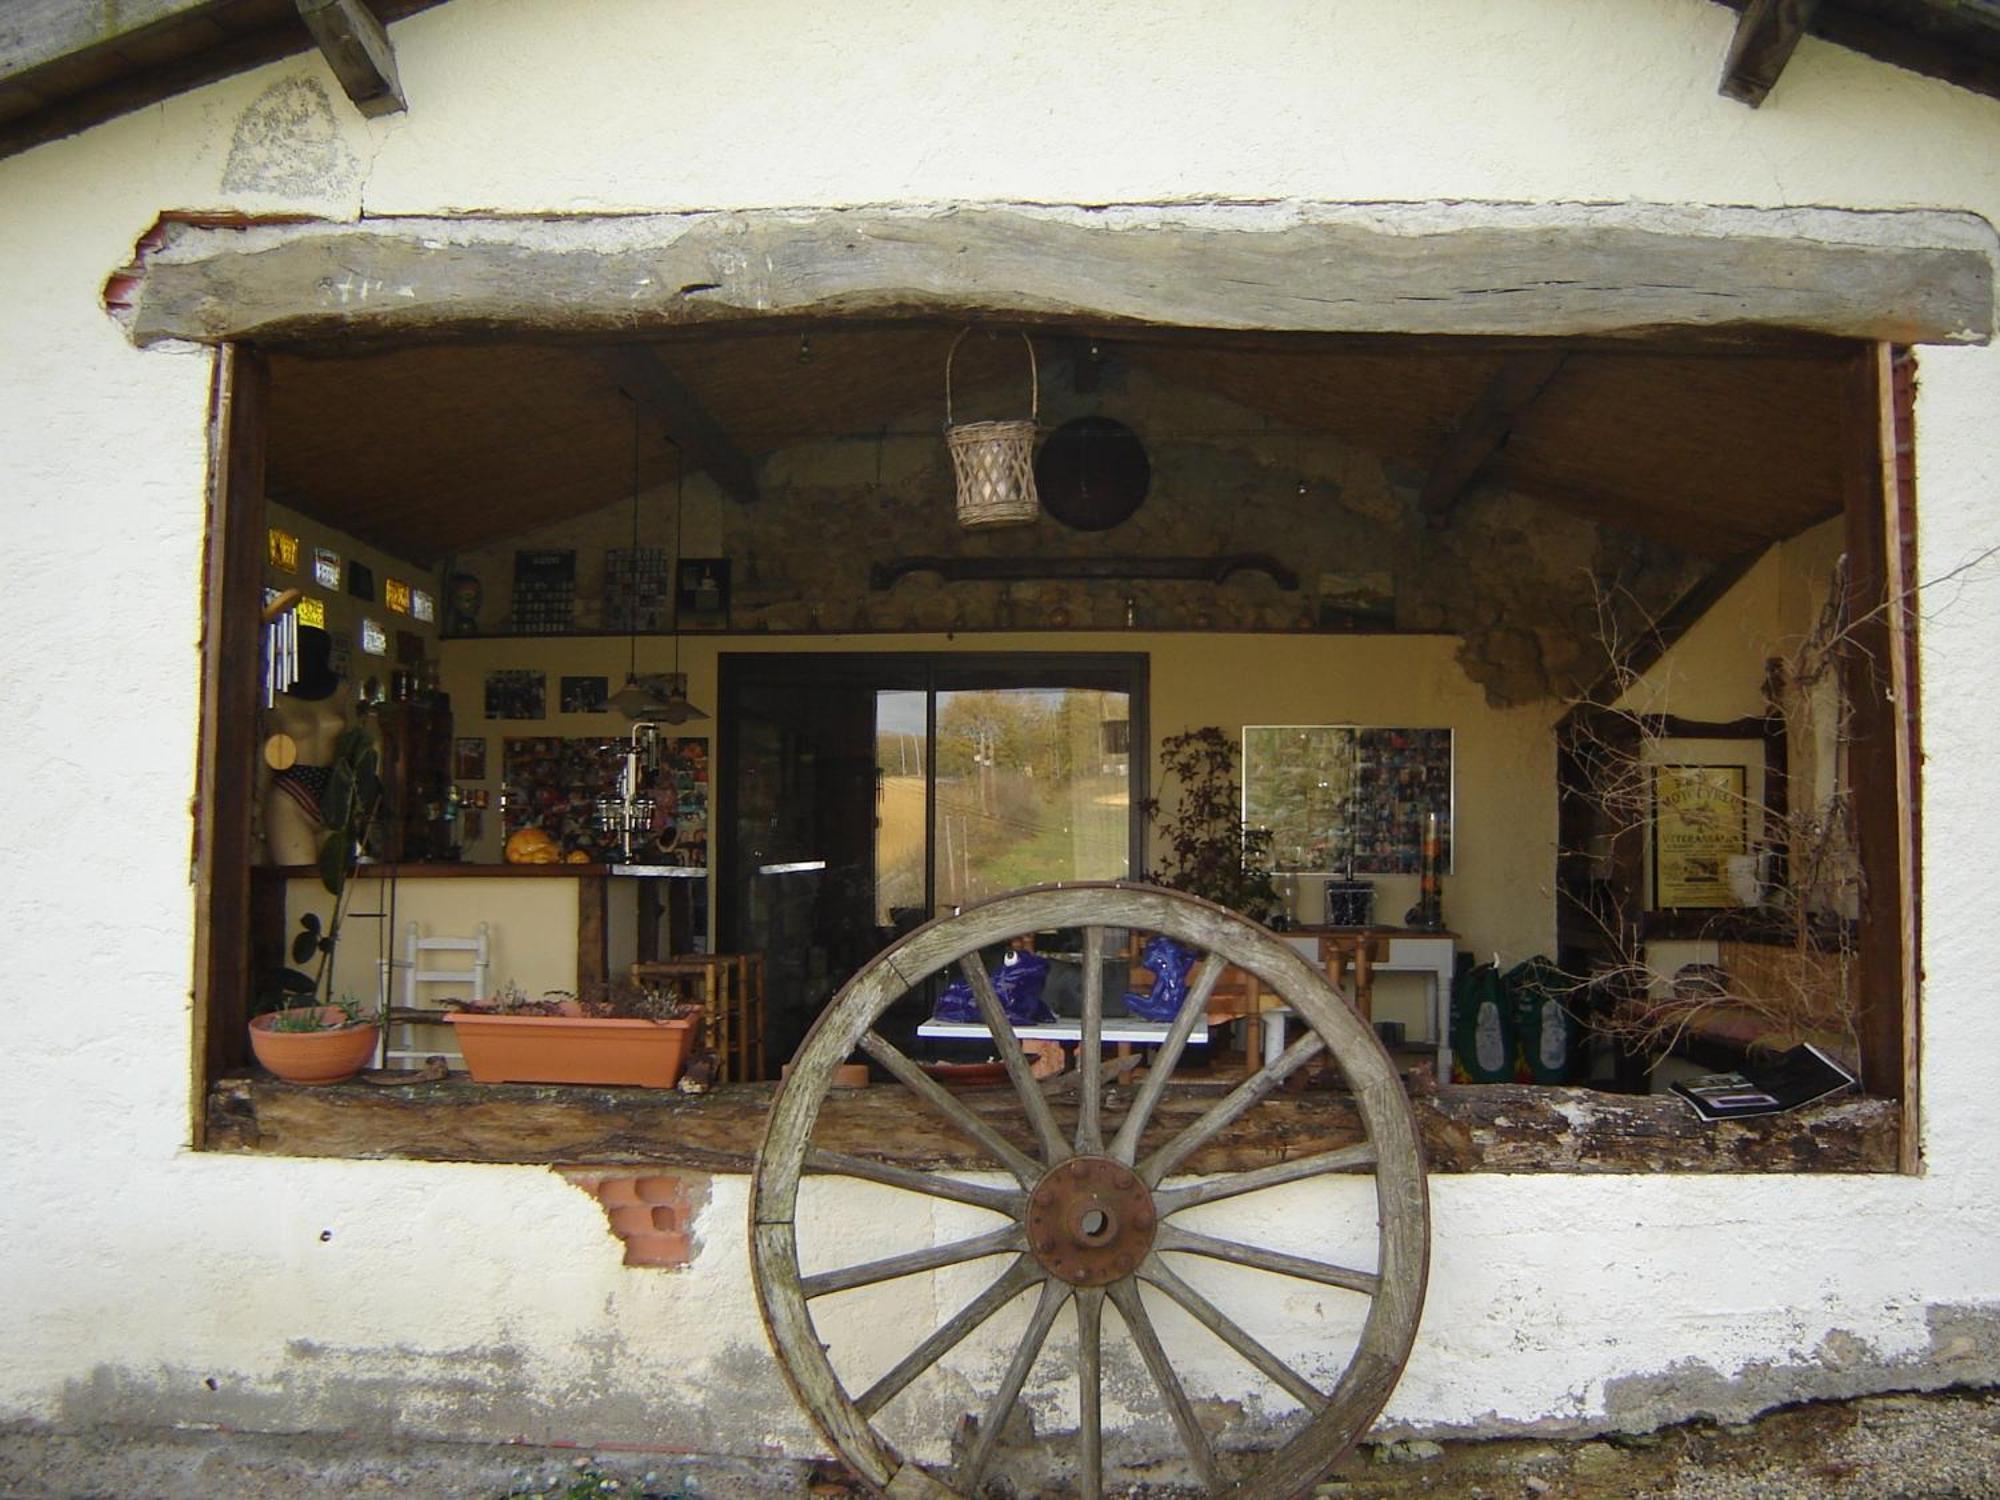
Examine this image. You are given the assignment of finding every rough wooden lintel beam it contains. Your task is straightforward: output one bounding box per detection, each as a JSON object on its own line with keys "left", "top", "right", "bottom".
{"left": 118, "top": 203, "right": 1997, "bottom": 349}
{"left": 606, "top": 346, "right": 759, "bottom": 505}
{"left": 1420, "top": 350, "right": 1568, "bottom": 522}
{"left": 295, "top": 0, "right": 404, "bottom": 117}
{"left": 1719, "top": 0, "right": 1821, "bottom": 106}
{"left": 203, "top": 1076, "right": 1902, "bottom": 1174}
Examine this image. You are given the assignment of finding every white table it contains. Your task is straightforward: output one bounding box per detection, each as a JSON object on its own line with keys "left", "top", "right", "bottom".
{"left": 916, "top": 1016, "right": 1209, "bottom": 1047}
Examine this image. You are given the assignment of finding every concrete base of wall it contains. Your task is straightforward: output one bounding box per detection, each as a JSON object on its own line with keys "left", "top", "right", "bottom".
{"left": 7, "top": 1387, "right": 2000, "bottom": 1499}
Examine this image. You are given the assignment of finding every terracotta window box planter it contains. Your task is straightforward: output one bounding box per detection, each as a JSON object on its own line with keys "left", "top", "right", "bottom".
{"left": 444, "top": 1012, "right": 696, "bottom": 1088}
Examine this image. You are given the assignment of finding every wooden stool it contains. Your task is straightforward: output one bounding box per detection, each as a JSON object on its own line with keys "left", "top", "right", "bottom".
{"left": 1318, "top": 932, "right": 1386, "bottom": 1023}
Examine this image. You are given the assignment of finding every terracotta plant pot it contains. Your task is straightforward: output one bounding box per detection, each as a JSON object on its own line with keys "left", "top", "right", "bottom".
{"left": 248, "top": 1008, "right": 379, "bottom": 1086}
{"left": 445, "top": 1013, "right": 696, "bottom": 1088}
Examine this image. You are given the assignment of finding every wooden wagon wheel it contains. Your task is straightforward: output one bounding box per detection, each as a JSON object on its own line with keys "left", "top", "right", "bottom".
{"left": 751, "top": 883, "right": 1429, "bottom": 1498}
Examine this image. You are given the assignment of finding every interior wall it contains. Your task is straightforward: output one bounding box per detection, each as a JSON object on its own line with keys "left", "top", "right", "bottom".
{"left": 263, "top": 501, "right": 442, "bottom": 674}
{"left": 4, "top": 0, "right": 2000, "bottom": 1460}
{"left": 442, "top": 366, "right": 1707, "bottom": 710}
{"left": 1616, "top": 517, "right": 1846, "bottom": 722}
{"left": 436, "top": 629, "right": 1557, "bottom": 969}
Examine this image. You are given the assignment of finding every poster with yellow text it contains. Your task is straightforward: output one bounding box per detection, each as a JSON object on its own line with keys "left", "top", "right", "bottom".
{"left": 1653, "top": 764, "right": 1747, "bottom": 908}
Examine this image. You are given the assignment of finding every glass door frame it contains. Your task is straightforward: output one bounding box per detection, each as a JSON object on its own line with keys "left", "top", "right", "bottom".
{"left": 717, "top": 651, "right": 1150, "bottom": 954}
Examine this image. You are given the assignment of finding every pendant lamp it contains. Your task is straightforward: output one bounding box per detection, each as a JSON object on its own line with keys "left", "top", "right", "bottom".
{"left": 610, "top": 401, "right": 707, "bottom": 724}
{"left": 655, "top": 434, "right": 708, "bottom": 724}
{"left": 610, "top": 393, "right": 669, "bottom": 720}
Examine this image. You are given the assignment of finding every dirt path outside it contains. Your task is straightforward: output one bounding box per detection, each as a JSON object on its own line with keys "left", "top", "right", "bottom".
{"left": 3, "top": 1387, "right": 1996, "bottom": 1499}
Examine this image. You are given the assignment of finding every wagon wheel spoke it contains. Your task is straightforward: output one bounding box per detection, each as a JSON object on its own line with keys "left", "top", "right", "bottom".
{"left": 800, "top": 1222, "right": 1025, "bottom": 1300}
{"left": 1138, "top": 1030, "right": 1328, "bottom": 1187}
{"left": 1107, "top": 1278, "right": 1221, "bottom": 1490}
{"left": 1155, "top": 1224, "right": 1380, "bottom": 1296}
{"left": 859, "top": 1029, "right": 1042, "bottom": 1186}
{"left": 1107, "top": 951, "right": 1231, "bottom": 1165}
{"left": 958, "top": 1273, "right": 1071, "bottom": 1492}
{"left": 752, "top": 883, "right": 1430, "bottom": 1500}
{"left": 1076, "top": 926, "right": 1107, "bottom": 1154}
{"left": 856, "top": 1255, "right": 1044, "bottom": 1418}
{"left": 1151, "top": 1143, "right": 1378, "bottom": 1218}
{"left": 805, "top": 1147, "right": 1026, "bottom": 1218}
{"left": 960, "top": 952, "right": 1070, "bottom": 1165}
{"left": 1075, "top": 1285, "right": 1105, "bottom": 1500}
{"left": 1139, "top": 1254, "right": 1327, "bottom": 1412}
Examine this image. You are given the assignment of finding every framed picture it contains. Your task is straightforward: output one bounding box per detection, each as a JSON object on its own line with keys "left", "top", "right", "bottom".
{"left": 560, "top": 674, "right": 609, "bottom": 713}
{"left": 484, "top": 669, "right": 546, "bottom": 720}
{"left": 1316, "top": 571, "right": 1395, "bottom": 629}
{"left": 676, "top": 558, "right": 731, "bottom": 630}
{"left": 1242, "top": 724, "right": 1453, "bottom": 874}
{"left": 1652, "top": 764, "right": 1749, "bottom": 909}
{"left": 454, "top": 736, "right": 487, "bottom": 780}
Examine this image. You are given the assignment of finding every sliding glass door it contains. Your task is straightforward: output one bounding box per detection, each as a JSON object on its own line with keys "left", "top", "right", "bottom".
{"left": 722, "top": 654, "right": 1146, "bottom": 1065}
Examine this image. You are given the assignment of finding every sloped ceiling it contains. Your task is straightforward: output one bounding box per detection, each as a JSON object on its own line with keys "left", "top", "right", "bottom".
{"left": 266, "top": 323, "right": 1853, "bottom": 567}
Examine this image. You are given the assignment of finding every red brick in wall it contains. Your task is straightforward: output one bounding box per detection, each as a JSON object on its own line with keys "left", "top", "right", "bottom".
{"left": 560, "top": 1168, "right": 710, "bottom": 1268}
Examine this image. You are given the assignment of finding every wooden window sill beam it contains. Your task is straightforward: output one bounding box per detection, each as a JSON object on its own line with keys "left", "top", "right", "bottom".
{"left": 204, "top": 1075, "right": 1900, "bottom": 1175}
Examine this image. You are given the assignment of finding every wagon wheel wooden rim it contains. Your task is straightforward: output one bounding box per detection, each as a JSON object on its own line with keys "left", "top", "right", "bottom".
{"left": 750, "top": 882, "right": 1430, "bottom": 1499}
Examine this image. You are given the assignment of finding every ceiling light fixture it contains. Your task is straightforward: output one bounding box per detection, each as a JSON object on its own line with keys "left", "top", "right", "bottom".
{"left": 609, "top": 393, "right": 672, "bottom": 720}
{"left": 654, "top": 432, "right": 708, "bottom": 725}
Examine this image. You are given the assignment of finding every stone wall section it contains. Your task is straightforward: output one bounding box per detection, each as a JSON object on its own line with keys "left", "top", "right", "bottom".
{"left": 457, "top": 364, "right": 1707, "bottom": 708}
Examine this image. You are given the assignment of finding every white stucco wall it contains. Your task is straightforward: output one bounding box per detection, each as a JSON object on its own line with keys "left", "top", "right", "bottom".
{"left": 3, "top": 0, "right": 1998, "bottom": 1462}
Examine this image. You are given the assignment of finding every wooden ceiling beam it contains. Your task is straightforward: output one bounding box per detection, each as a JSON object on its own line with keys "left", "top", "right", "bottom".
{"left": 1719, "top": 0, "right": 1821, "bottom": 105}
{"left": 607, "top": 346, "right": 760, "bottom": 505}
{"left": 1419, "top": 350, "right": 1568, "bottom": 523}
{"left": 1568, "top": 545, "right": 1772, "bottom": 714}
{"left": 295, "top": 0, "right": 403, "bottom": 116}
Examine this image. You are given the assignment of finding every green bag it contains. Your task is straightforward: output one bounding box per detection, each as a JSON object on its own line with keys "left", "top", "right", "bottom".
{"left": 1451, "top": 962, "right": 1517, "bottom": 1084}
{"left": 1508, "top": 956, "right": 1579, "bottom": 1084}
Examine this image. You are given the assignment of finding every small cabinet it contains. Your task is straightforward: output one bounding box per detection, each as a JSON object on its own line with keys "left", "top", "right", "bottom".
{"left": 374, "top": 700, "right": 454, "bottom": 862}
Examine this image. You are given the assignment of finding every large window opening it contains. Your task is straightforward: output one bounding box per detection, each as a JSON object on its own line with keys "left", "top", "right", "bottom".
{"left": 189, "top": 304, "right": 1920, "bottom": 1173}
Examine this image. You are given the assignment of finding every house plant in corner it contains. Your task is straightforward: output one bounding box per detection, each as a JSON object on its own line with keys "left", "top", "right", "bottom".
{"left": 1143, "top": 727, "right": 1280, "bottom": 916}
{"left": 445, "top": 979, "right": 700, "bottom": 1088}
{"left": 249, "top": 723, "right": 386, "bottom": 1085}
{"left": 1133, "top": 727, "right": 1281, "bottom": 1021}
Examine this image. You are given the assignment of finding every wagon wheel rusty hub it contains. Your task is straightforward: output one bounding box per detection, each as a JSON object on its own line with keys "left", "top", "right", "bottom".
{"left": 1027, "top": 1155, "right": 1156, "bottom": 1286}
{"left": 752, "top": 882, "right": 1430, "bottom": 1500}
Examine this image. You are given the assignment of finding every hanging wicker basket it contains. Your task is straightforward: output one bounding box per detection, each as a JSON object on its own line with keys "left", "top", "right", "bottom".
{"left": 944, "top": 328, "right": 1040, "bottom": 529}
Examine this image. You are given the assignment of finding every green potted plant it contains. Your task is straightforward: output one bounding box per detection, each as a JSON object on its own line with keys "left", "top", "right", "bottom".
{"left": 1142, "top": 727, "right": 1279, "bottom": 915}
{"left": 444, "top": 978, "right": 702, "bottom": 1088}
{"left": 1133, "top": 728, "right": 1282, "bottom": 1025}
{"left": 249, "top": 723, "right": 386, "bottom": 1085}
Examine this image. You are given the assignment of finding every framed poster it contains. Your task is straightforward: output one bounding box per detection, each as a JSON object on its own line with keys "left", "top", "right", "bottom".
{"left": 560, "top": 674, "right": 609, "bottom": 713}
{"left": 1243, "top": 725, "right": 1453, "bottom": 874}
{"left": 1652, "top": 764, "right": 1748, "bottom": 908}
{"left": 484, "top": 669, "right": 546, "bottom": 720}
{"left": 676, "top": 558, "right": 731, "bottom": 630}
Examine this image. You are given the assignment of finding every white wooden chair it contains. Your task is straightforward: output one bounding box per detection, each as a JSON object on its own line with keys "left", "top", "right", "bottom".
{"left": 379, "top": 921, "right": 490, "bottom": 1070}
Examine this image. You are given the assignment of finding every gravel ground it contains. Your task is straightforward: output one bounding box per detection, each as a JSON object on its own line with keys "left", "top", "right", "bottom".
{"left": 3, "top": 1388, "right": 1997, "bottom": 1499}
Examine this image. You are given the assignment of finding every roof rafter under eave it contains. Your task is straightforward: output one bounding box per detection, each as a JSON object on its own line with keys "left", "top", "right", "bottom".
{"left": 1719, "top": 0, "right": 1821, "bottom": 106}
{"left": 295, "top": 0, "right": 404, "bottom": 117}
{"left": 1709, "top": 0, "right": 2000, "bottom": 105}
{"left": 0, "top": 0, "right": 441, "bottom": 160}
